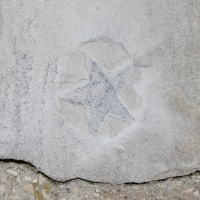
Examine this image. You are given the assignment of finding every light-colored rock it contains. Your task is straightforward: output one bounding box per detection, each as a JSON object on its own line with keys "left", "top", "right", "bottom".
{"left": 176, "top": 181, "right": 181, "bottom": 187}
{"left": 12, "top": 189, "right": 16, "bottom": 193}
{"left": 38, "top": 175, "right": 46, "bottom": 185}
{"left": 69, "top": 195, "right": 78, "bottom": 200}
{"left": 24, "top": 176, "right": 32, "bottom": 182}
{"left": 23, "top": 184, "right": 34, "bottom": 194}
{"left": 95, "top": 188, "right": 100, "bottom": 193}
{"left": 72, "top": 187, "right": 79, "bottom": 193}
{"left": 0, "top": 0, "right": 200, "bottom": 184}
{"left": 93, "top": 192, "right": 100, "bottom": 198}
{"left": 6, "top": 169, "right": 18, "bottom": 177}
{"left": 184, "top": 188, "right": 194, "bottom": 194}
{"left": 8, "top": 196, "right": 21, "bottom": 200}
{"left": 0, "top": 184, "right": 5, "bottom": 195}
{"left": 193, "top": 191, "right": 199, "bottom": 197}
{"left": 42, "top": 190, "right": 51, "bottom": 200}
{"left": 16, "top": 177, "right": 21, "bottom": 183}
{"left": 32, "top": 179, "right": 38, "bottom": 183}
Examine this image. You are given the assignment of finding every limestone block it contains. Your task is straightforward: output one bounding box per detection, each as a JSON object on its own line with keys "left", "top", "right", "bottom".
{"left": 0, "top": 0, "right": 200, "bottom": 183}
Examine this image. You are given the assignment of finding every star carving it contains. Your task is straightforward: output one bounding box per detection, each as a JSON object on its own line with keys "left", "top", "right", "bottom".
{"left": 60, "top": 56, "right": 134, "bottom": 133}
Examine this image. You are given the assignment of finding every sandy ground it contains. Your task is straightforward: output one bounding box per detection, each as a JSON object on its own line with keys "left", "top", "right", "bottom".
{"left": 0, "top": 161, "right": 200, "bottom": 200}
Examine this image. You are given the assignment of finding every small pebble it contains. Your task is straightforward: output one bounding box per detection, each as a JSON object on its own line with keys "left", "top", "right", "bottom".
{"left": 16, "top": 177, "right": 21, "bottom": 183}
{"left": 6, "top": 169, "right": 18, "bottom": 177}
{"left": 193, "top": 191, "right": 199, "bottom": 197}
{"left": 8, "top": 196, "right": 20, "bottom": 200}
{"left": 39, "top": 175, "right": 46, "bottom": 185}
{"left": 176, "top": 181, "right": 181, "bottom": 187}
{"left": 69, "top": 195, "right": 77, "bottom": 200}
{"left": 1, "top": 178, "right": 6, "bottom": 183}
{"left": 96, "top": 188, "right": 99, "bottom": 193}
{"left": 23, "top": 184, "right": 34, "bottom": 194}
{"left": 24, "top": 176, "right": 32, "bottom": 182}
{"left": 72, "top": 187, "right": 79, "bottom": 193}
{"left": 66, "top": 187, "right": 71, "bottom": 192}
{"left": 185, "top": 188, "right": 194, "bottom": 193}
{"left": 93, "top": 192, "right": 100, "bottom": 198}
{"left": 0, "top": 184, "right": 5, "bottom": 195}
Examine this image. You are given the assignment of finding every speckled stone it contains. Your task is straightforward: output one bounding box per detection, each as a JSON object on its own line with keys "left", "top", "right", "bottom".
{"left": 0, "top": 0, "right": 200, "bottom": 184}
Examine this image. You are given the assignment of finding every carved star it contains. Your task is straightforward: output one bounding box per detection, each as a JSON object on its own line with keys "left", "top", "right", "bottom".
{"left": 60, "top": 56, "right": 134, "bottom": 133}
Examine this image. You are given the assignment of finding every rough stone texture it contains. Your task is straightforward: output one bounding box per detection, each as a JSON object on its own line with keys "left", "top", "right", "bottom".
{"left": 1, "top": 161, "right": 200, "bottom": 200}
{"left": 0, "top": 0, "right": 200, "bottom": 184}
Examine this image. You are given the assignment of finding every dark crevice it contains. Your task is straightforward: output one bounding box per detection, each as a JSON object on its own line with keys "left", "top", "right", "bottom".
{"left": 0, "top": 159, "right": 199, "bottom": 185}
{"left": 125, "top": 171, "right": 200, "bottom": 185}
{"left": 0, "top": 159, "right": 107, "bottom": 185}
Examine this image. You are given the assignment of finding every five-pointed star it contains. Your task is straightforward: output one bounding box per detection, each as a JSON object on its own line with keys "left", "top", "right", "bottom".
{"left": 60, "top": 56, "right": 134, "bottom": 133}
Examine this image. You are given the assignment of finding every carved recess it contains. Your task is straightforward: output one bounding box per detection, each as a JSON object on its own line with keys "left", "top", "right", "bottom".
{"left": 56, "top": 38, "right": 141, "bottom": 137}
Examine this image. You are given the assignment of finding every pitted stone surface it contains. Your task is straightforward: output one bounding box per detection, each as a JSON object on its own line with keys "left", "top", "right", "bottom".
{"left": 60, "top": 56, "right": 133, "bottom": 133}
{"left": 0, "top": 0, "right": 200, "bottom": 184}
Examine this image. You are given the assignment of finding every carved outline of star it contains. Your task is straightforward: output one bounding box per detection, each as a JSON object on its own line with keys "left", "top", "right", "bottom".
{"left": 60, "top": 56, "right": 134, "bottom": 133}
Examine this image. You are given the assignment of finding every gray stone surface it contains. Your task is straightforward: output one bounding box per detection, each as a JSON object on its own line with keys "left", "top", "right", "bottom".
{"left": 0, "top": 0, "right": 200, "bottom": 184}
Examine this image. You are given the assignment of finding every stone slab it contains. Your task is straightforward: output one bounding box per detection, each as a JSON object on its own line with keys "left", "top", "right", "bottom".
{"left": 0, "top": 0, "right": 200, "bottom": 183}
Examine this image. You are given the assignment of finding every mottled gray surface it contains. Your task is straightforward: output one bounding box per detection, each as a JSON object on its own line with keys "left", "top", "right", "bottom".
{"left": 0, "top": 0, "right": 200, "bottom": 184}
{"left": 60, "top": 56, "right": 133, "bottom": 133}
